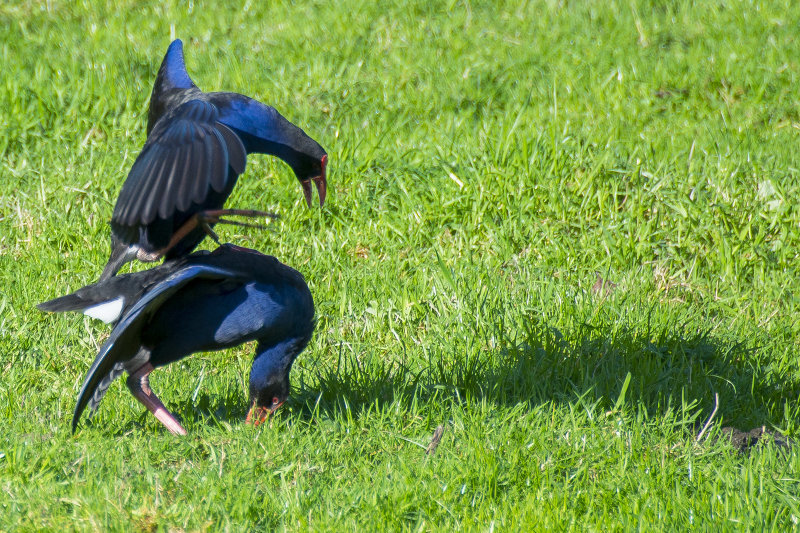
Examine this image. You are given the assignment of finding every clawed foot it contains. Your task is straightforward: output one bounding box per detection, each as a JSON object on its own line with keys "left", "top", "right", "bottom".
{"left": 164, "top": 208, "right": 279, "bottom": 253}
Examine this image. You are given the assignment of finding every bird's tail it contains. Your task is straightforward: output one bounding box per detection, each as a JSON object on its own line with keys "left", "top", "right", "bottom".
{"left": 37, "top": 292, "right": 93, "bottom": 313}
{"left": 37, "top": 275, "right": 130, "bottom": 318}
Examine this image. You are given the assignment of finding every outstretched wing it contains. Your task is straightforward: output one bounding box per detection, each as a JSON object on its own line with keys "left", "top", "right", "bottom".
{"left": 112, "top": 99, "right": 247, "bottom": 227}
{"left": 72, "top": 263, "right": 237, "bottom": 432}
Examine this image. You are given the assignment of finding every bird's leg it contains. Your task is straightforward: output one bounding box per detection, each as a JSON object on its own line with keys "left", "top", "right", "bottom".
{"left": 126, "top": 362, "right": 187, "bottom": 436}
{"left": 158, "top": 209, "right": 279, "bottom": 257}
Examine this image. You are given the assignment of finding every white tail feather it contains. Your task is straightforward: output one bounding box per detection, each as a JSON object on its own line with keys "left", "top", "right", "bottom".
{"left": 83, "top": 297, "right": 125, "bottom": 324}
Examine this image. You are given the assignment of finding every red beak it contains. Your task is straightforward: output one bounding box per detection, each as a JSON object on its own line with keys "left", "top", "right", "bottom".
{"left": 246, "top": 401, "right": 286, "bottom": 426}
{"left": 301, "top": 154, "right": 328, "bottom": 207}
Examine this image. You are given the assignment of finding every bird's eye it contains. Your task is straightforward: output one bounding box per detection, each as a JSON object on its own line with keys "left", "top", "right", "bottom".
{"left": 272, "top": 396, "right": 280, "bottom": 406}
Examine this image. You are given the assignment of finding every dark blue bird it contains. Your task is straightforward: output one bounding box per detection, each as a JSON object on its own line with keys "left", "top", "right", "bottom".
{"left": 38, "top": 244, "right": 315, "bottom": 435}
{"left": 101, "top": 39, "right": 328, "bottom": 281}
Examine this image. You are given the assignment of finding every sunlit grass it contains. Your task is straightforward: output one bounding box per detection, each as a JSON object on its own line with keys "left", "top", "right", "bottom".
{"left": 2, "top": 0, "right": 800, "bottom": 529}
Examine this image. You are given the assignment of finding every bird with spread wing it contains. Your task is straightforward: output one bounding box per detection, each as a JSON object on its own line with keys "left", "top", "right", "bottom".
{"left": 101, "top": 40, "right": 328, "bottom": 281}
{"left": 39, "top": 244, "right": 315, "bottom": 435}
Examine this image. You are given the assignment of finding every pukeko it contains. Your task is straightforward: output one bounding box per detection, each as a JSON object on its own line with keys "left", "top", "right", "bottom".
{"left": 38, "top": 244, "right": 315, "bottom": 435}
{"left": 100, "top": 39, "right": 328, "bottom": 281}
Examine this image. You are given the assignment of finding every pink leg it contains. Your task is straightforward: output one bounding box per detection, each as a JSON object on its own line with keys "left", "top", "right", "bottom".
{"left": 126, "top": 363, "right": 187, "bottom": 436}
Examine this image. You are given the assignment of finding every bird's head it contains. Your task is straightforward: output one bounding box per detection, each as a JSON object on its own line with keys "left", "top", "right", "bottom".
{"left": 273, "top": 115, "right": 327, "bottom": 208}
{"left": 246, "top": 330, "right": 313, "bottom": 426}
{"left": 246, "top": 372, "right": 290, "bottom": 426}
{"left": 205, "top": 91, "right": 328, "bottom": 207}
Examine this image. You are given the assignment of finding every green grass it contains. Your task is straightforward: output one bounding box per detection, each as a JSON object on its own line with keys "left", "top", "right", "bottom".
{"left": 2, "top": 0, "right": 800, "bottom": 529}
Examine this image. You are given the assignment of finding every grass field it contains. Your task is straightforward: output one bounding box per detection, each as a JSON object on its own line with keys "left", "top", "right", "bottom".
{"left": 2, "top": 0, "right": 800, "bottom": 529}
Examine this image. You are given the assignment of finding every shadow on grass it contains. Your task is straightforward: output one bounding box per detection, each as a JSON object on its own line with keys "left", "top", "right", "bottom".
{"left": 291, "top": 317, "right": 800, "bottom": 433}
{"left": 112, "top": 312, "right": 799, "bottom": 439}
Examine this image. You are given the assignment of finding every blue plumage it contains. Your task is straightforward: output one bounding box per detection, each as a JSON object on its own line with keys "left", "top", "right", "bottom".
{"left": 101, "top": 39, "right": 328, "bottom": 281}
{"left": 159, "top": 40, "right": 194, "bottom": 90}
{"left": 38, "top": 244, "right": 315, "bottom": 435}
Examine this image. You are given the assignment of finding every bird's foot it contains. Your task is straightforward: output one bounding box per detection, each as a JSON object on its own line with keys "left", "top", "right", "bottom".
{"left": 203, "top": 208, "right": 280, "bottom": 221}
{"left": 199, "top": 220, "right": 221, "bottom": 245}
{"left": 199, "top": 209, "right": 279, "bottom": 235}
{"left": 161, "top": 208, "right": 279, "bottom": 257}
{"left": 126, "top": 363, "right": 188, "bottom": 436}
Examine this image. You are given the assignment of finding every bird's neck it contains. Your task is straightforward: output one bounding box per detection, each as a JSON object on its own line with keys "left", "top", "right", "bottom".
{"left": 206, "top": 93, "right": 323, "bottom": 162}
{"left": 251, "top": 337, "right": 306, "bottom": 379}
{"left": 248, "top": 336, "right": 309, "bottom": 401}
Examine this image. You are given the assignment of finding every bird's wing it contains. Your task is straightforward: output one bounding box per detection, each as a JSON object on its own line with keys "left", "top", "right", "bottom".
{"left": 112, "top": 99, "right": 247, "bottom": 227}
{"left": 72, "top": 263, "right": 238, "bottom": 432}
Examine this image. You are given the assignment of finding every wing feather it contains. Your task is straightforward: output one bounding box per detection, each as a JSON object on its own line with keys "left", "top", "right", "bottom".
{"left": 72, "top": 263, "right": 238, "bottom": 432}
{"left": 158, "top": 142, "right": 193, "bottom": 219}
{"left": 176, "top": 142, "right": 197, "bottom": 212}
{"left": 112, "top": 100, "right": 247, "bottom": 228}
{"left": 194, "top": 130, "right": 216, "bottom": 204}
{"left": 208, "top": 128, "right": 229, "bottom": 193}
{"left": 139, "top": 156, "right": 170, "bottom": 223}
{"left": 217, "top": 122, "right": 246, "bottom": 176}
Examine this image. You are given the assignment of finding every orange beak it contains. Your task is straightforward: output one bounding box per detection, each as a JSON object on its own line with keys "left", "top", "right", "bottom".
{"left": 246, "top": 401, "right": 285, "bottom": 426}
